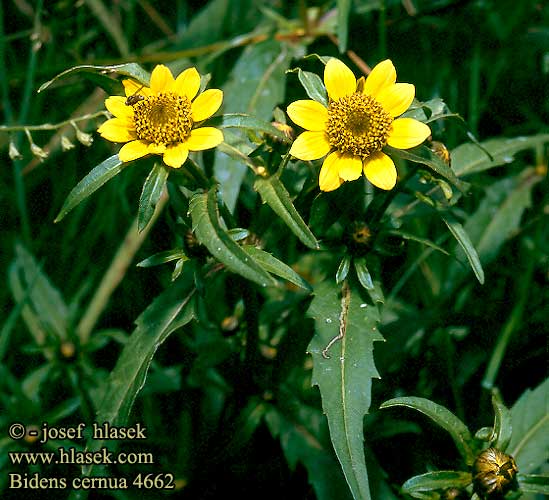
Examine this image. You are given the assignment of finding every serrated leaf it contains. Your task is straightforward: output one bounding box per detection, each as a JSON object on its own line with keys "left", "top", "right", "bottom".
{"left": 518, "top": 474, "right": 549, "bottom": 495}
{"left": 442, "top": 216, "right": 484, "bottom": 285}
{"left": 380, "top": 397, "right": 475, "bottom": 465}
{"left": 254, "top": 176, "right": 319, "bottom": 250}
{"left": 241, "top": 245, "right": 312, "bottom": 291}
{"left": 337, "top": 0, "right": 351, "bottom": 52}
{"left": 307, "top": 280, "right": 383, "bottom": 500}
{"left": 265, "top": 405, "right": 352, "bottom": 500}
{"left": 492, "top": 393, "right": 512, "bottom": 451}
{"left": 287, "top": 68, "right": 328, "bottom": 106}
{"left": 82, "top": 270, "right": 196, "bottom": 475}
{"left": 402, "top": 471, "right": 472, "bottom": 498}
{"left": 138, "top": 163, "right": 169, "bottom": 232}
{"left": 452, "top": 134, "right": 549, "bottom": 176}
{"left": 208, "top": 113, "right": 290, "bottom": 143}
{"left": 8, "top": 244, "right": 68, "bottom": 347}
{"left": 508, "top": 378, "right": 549, "bottom": 474}
{"left": 213, "top": 39, "right": 297, "bottom": 211}
{"left": 189, "top": 190, "right": 276, "bottom": 288}
{"left": 385, "top": 145, "right": 470, "bottom": 193}
{"left": 38, "top": 63, "right": 150, "bottom": 93}
{"left": 55, "top": 155, "right": 125, "bottom": 222}
{"left": 336, "top": 255, "right": 351, "bottom": 284}
{"left": 137, "top": 249, "right": 187, "bottom": 268}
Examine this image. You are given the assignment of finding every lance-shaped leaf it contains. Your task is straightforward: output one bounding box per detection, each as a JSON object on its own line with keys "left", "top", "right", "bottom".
{"left": 452, "top": 134, "right": 549, "bottom": 176}
{"left": 508, "top": 378, "right": 549, "bottom": 474}
{"left": 55, "top": 155, "right": 125, "bottom": 222}
{"left": 208, "top": 113, "right": 290, "bottom": 143}
{"left": 337, "top": 0, "right": 351, "bottom": 52}
{"left": 402, "top": 471, "right": 472, "bottom": 499}
{"left": 287, "top": 68, "right": 328, "bottom": 107}
{"left": 137, "top": 249, "right": 187, "bottom": 268}
{"left": 255, "top": 176, "right": 319, "bottom": 250}
{"left": 491, "top": 392, "right": 512, "bottom": 451}
{"left": 385, "top": 144, "right": 470, "bottom": 193}
{"left": 380, "top": 397, "right": 475, "bottom": 465}
{"left": 307, "top": 280, "right": 383, "bottom": 500}
{"left": 138, "top": 163, "right": 169, "bottom": 232}
{"left": 38, "top": 63, "right": 150, "bottom": 93}
{"left": 189, "top": 190, "right": 277, "bottom": 288}
{"left": 81, "top": 268, "right": 196, "bottom": 476}
{"left": 442, "top": 216, "right": 484, "bottom": 284}
{"left": 517, "top": 474, "right": 549, "bottom": 495}
{"left": 241, "top": 245, "right": 312, "bottom": 291}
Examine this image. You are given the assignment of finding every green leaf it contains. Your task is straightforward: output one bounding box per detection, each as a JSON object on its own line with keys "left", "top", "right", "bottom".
{"left": 213, "top": 39, "right": 298, "bottom": 211}
{"left": 452, "top": 134, "right": 549, "bottom": 176}
{"left": 137, "top": 249, "right": 187, "bottom": 268}
{"left": 508, "top": 378, "right": 549, "bottom": 474}
{"left": 82, "top": 271, "right": 196, "bottom": 475}
{"left": 386, "top": 230, "right": 450, "bottom": 256}
{"left": 208, "top": 113, "right": 290, "bottom": 143}
{"left": 38, "top": 63, "right": 150, "bottom": 93}
{"left": 518, "top": 474, "right": 549, "bottom": 495}
{"left": 137, "top": 163, "right": 169, "bottom": 232}
{"left": 254, "top": 176, "right": 319, "bottom": 250}
{"left": 337, "top": 0, "right": 351, "bottom": 52}
{"left": 265, "top": 405, "right": 353, "bottom": 500}
{"left": 241, "top": 245, "right": 312, "bottom": 291}
{"left": 8, "top": 244, "right": 68, "bottom": 347}
{"left": 442, "top": 216, "right": 485, "bottom": 285}
{"left": 336, "top": 255, "right": 351, "bottom": 284}
{"left": 307, "top": 280, "right": 383, "bottom": 500}
{"left": 461, "top": 170, "right": 540, "bottom": 266}
{"left": 380, "top": 397, "right": 475, "bottom": 465}
{"left": 54, "top": 155, "right": 125, "bottom": 223}
{"left": 354, "top": 257, "right": 374, "bottom": 290}
{"left": 402, "top": 471, "right": 472, "bottom": 498}
{"left": 189, "top": 190, "right": 277, "bottom": 288}
{"left": 287, "top": 68, "right": 328, "bottom": 107}
{"left": 385, "top": 144, "right": 470, "bottom": 193}
{"left": 492, "top": 392, "right": 512, "bottom": 451}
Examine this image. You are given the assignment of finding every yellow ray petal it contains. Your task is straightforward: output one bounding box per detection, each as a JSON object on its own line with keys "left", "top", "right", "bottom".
{"left": 324, "top": 58, "right": 356, "bottom": 101}
{"left": 191, "top": 89, "right": 223, "bottom": 122}
{"left": 97, "top": 118, "right": 136, "bottom": 143}
{"left": 289, "top": 131, "right": 331, "bottom": 161}
{"left": 363, "top": 59, "right": 396, "bottom": 98}
{"left": 163, "top": 144, "right": 189, "bottom": 168}
{"left": 319, "top": 152, "right": 344, "bottom": 191}
{"left": 387, "top": 118, "right": 431, "bottom": 149}
{"left": 287, "top": 100, "right": 328, "bottom": 131}
{"left": 185, "top": 127, "right": 224, "bottom": 151}
{"left": 376, "top": 83, "right": 415, "bottom": 117}
{"left": 172, "top": 67, "right": 200, "bottom": 100}
{"left": 105, "top": 96, "right": 134, "bottom": 120}
{"left": 149, "top": 65, "right": 174, "bottom": 94}
{"left": 118, "top": 140, "right": 150, "bottom": 162}
{"left": 148, "top": 143, "right": 167, "bottom": 154}
{"left": 122, "top": 79, "right": 151, "bottom": 97}
{"left": 363, "top": 151, "right": 397, "bottom": 190}
{"left": 332, "top": 152, "right": 363, "bottom": 181}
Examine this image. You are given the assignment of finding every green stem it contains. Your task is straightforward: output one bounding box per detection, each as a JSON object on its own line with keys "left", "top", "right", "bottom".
{"left": 0, "top": 1, "right": 14, "bottom": 123}
{"left": 0, "top": 111, "right": 109, "bottom": 133}
{"left": 468, "top": 42, "right": 481, "bottom": 138}
{"left": 76, "top": 191, "right": 169, "bottom": 345}
{"left": 378, "top": 0, "right": 387, "bottom": 60}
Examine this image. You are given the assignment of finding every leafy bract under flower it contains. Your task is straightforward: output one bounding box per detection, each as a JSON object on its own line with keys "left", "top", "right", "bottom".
{"left": 98, "top": 65, "right": 224, "bottom": 168}
{"left": 287, "top": 58, "right": 431, "bottom": 191}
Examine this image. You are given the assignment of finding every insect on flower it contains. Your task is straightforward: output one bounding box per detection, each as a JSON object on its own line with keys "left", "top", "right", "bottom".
{"left": 125, "top": 85, "right": 146, "bottom": 106}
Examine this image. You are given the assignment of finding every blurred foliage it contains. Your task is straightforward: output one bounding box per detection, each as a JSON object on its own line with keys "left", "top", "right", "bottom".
{"left": 1, "top": 1, "right": 547, "bottom": 499}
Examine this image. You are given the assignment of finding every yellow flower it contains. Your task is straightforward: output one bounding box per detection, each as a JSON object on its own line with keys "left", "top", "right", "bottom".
{"left": 98, "top": 65, "right": 224, "bottom": 168}
{"left": 287, "top": 58, "right": 431, "bottom": 191}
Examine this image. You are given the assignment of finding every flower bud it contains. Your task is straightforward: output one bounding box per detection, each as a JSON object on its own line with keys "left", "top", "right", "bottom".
{"left": 30, "top": 142, "right": 49, "bottom": 161}
{"left": 9, "top": 141, "right": 22, "bottom": 160}
{"left": 472, "top": 447, "right": 518, "bottom": 499}
{"left": 75, "top": 129, "right": 94, "bottom": 146}
{"left": 61, "top": 135, "right": 75, "bottom": 151}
